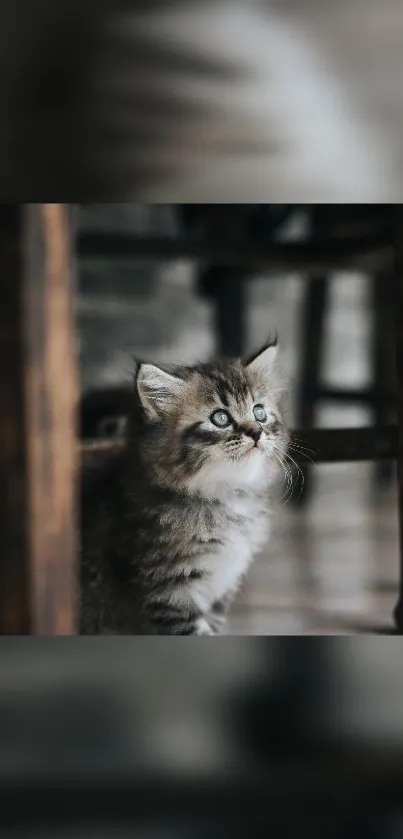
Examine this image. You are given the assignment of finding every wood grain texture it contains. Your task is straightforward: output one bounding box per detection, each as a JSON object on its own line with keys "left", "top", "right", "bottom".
{"left": 0, "top": 204, "right": 78, "bottom": 634}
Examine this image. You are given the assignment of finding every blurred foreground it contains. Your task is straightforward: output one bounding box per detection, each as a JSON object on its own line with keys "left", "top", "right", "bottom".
{"left": 1, "top": 0, "right": 403, "bottom": 199}
{"left": 0, "top": 639, "right": 403, "bottom": 837}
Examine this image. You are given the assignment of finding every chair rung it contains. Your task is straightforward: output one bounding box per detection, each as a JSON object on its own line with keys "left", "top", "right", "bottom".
{"left": 78, "top": 233, "right": 392, "bottom": 274}
{"left": 303, "top": 386, "right": 396, "bottom": 406}
{"left": 292, "top": 426, "right": 397, "bottom": 463}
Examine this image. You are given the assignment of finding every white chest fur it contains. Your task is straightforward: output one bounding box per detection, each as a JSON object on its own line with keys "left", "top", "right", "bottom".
{"left": 189, "top": 493, "right": 270, "bottom": 614}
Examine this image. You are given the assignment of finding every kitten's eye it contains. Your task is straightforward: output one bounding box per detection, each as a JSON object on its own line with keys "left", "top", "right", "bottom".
{"left": 210, "top": 409, "right": 232, "bottom": 428}
{"left": 253, "top": 404, "right": 268, "bottom": 423}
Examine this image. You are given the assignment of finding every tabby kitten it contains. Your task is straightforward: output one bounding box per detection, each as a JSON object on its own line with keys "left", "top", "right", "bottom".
{"left": 80, "top": 339, "right": 288, "bottom": 635}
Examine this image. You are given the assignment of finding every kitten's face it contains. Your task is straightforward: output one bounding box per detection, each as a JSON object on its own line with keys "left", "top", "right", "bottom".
{"left": 134, "top": 340, "right": 288, "bottom": 496}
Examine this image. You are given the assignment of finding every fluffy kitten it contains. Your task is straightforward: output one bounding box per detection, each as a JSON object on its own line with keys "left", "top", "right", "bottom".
{"left": 80, "top": 339, "right": 288, "bottom": 635}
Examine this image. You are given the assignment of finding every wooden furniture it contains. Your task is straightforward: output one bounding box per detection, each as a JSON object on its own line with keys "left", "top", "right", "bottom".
{"left": 291, "top": 210, "right": 396, "bottom": 502}
{"left": 291, "top": 271, "right": 396, "bottom": 503}
{"left": 1, "top": 203, "right": 401, "bottom": 634}
{"left": 0, "top": 204, "right": 78, "bottom": 634}
{"left": 184, "top": 206, "right": 396, "bottom": 502}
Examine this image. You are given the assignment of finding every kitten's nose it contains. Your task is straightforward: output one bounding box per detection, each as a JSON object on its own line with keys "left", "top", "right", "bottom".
{"left": 243, "top": 425, "right": 262, "bottom": 445}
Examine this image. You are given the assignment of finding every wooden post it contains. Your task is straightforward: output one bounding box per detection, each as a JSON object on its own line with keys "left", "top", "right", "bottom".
{"left": 394, "top": 207, "right": 403, "bottom": 632}
{"left": 0, "top": 204, "right": 78, "bottom": 634}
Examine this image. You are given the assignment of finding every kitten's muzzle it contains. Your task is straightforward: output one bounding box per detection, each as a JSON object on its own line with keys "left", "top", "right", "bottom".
{"left": 242, "top": 425, "right": 262, "bottom": 446}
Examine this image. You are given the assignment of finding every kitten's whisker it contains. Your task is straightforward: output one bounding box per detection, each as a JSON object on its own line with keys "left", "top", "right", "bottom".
{"left": 287, "top": 442, "right": 315, "bottom": 465}
{"left": 272, "top": 449, "right": 286, "bottom": 485}
{"left": 283, "top": 449, "right": 306, "bottom": 500}
{"left": 282, "top": 464, "right": 294, "bottom": 504}
{"left": 272, "top": 454, "right": 290, "bottom": 502}
{"left": 290, "top": 436, "right": 317, "bottom": 458}
{"left": 288, "top": 442, "right": 315, "bottom": 461}
{"left": 272, "top": 445, "right": 294, "bottom": 504}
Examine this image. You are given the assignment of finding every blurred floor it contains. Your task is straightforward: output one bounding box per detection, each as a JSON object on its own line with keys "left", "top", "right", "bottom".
{"left": 79, "top": 263, "right": 399, "bottom": 635}
{"left": 230, "top": 464, "right": 398, "bottom": 635}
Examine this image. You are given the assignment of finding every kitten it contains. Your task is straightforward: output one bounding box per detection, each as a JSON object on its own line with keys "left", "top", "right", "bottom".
{"left": 80, "top": 338, "right": 289, "bottom": 635}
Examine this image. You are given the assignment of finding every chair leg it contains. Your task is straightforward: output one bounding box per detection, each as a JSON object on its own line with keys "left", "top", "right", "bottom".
{"left": 199, "top": 265, "right": 247, "bottom": 357}
{"left": 394, "top": 212, "right": 403, "bottom": 633}
{"left": 372, "top": 272, "right": 395, "bottom": 485}
{"left": 215, "top": 271, "right": 246, "bottom": 358}
{"left": 292, "top": 276, "right": 329, "bottom": 505}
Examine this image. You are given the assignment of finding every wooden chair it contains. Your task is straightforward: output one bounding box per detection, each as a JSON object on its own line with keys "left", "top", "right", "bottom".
{"left": 0, "top": 203, "right": 400, "bottom": 634}
{"left": 187, "top": 206, "right": 396, "bottom": 503}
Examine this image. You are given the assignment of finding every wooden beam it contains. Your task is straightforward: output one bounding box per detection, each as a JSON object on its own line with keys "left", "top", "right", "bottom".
{"left": 78, "top": 233, "right": 392, "bottom": 275}
{"left": 0, "top": 204, "right": 78, "bottom": 634}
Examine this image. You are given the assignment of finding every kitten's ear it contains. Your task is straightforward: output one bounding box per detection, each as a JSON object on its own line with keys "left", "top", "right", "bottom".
{"left": 135, "top": 362, "right": 185, "bottom": 420}
{"left": 244, "top": 335, "right": 279, "bottom": 376}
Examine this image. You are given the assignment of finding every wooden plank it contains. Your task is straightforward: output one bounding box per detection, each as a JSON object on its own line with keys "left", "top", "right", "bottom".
{"left": 78, "top": 233, "right": 392, "bottom": 275}
{"left": 82, "top": 426, "right": 398, "bottom": 467}
{"left": 0, "top": 204, "right": 78, "bottom": 634}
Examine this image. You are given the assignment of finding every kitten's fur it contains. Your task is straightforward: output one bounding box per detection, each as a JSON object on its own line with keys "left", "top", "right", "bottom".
{"left": 80, "top": 339, "right": 288, "bottom": 635}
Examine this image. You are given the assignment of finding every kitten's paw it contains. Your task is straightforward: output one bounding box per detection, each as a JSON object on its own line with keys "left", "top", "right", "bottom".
{"left": 207, "top": 615, "right": 226, "bottom": 635}
{"left": 195, "top": 617, "right": 214, "bottom": 636}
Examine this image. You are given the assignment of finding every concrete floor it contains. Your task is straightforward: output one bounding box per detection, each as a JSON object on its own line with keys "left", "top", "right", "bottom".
{"left": 78, "top": 253, "right": 399, "bottom": 635}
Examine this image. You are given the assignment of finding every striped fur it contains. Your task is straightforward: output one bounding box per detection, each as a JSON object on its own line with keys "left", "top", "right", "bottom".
{"left": 80, "top": 340, "right": 289, "bottom": 634}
